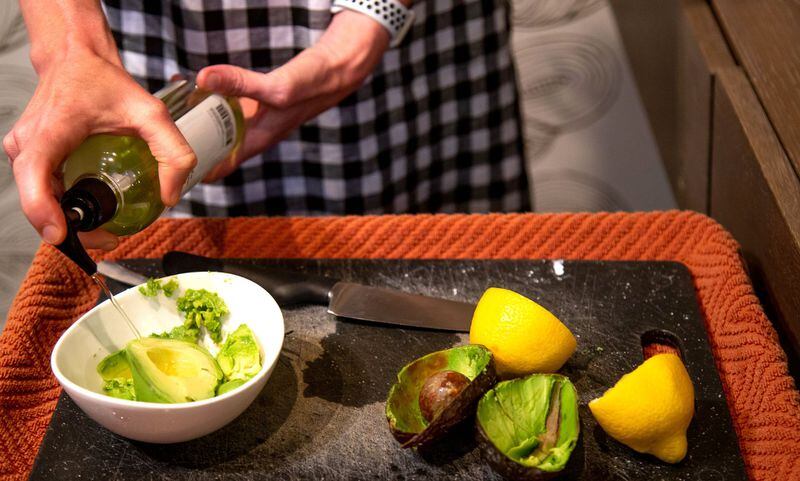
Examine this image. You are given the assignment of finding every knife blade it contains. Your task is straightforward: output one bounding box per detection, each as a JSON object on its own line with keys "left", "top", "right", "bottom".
{"left": 97, "top": 261, "right": 149, "bottom": 286}
{"left": 160, "top": 251, "right": 475, "bottom": 331}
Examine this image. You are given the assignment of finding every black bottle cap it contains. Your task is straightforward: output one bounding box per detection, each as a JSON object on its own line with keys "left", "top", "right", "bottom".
{"left": 54, "top": 178, "right": 118, "bottom": 276}
{"left": 60, "top": 177, "right": 117, "bottom": 232}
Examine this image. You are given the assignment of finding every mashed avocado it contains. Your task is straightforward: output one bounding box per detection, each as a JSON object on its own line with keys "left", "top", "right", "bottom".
{"left": 216, "top": 324, "right": 262, "bottom": 394}
{"left": 150, "top": 325, "right": 201, "bottom": 343}
{"left": 103, "top": 378, "right": 136, "bottom": 400}
{"left": 177, "top": 289, "right": 229, "bottom": 343}
{"left": 97, "top": 287, "right": 261, "bottom": 403}
{"left": 139, "top": 277, "right": 180, "bottom": 297}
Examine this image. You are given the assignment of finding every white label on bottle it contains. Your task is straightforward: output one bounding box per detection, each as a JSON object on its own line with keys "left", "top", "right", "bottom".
{"left": 175, "top": 94, "right": 237, "bottom": 194}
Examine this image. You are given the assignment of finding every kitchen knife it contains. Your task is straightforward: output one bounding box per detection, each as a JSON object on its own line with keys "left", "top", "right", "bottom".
{"left": 102, "top": 252, "right": 475, "bottom": 331}
{"left": 97, "top": 260, "right": 149, "bottom": 286}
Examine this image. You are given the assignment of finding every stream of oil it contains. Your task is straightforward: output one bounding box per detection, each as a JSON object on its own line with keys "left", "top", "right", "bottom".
{"left": 92, "top": 274, "right": 142, "bottom": 339}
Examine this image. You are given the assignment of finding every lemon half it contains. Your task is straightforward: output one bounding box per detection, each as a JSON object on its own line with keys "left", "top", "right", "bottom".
{"left": 589, "top": 353, "right": 694, "bottom": 463}
{"left": 469, "top": 287, "right": 577, "bottom": 378}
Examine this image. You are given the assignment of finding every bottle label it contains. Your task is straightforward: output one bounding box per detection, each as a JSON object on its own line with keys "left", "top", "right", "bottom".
{"left": 175, "top": 94, "right": 237, "bottom": 194}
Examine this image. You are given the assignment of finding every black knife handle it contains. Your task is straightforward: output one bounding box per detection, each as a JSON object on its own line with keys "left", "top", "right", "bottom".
{"left": 162, "top": 251, "right": 339, "bottom": 306}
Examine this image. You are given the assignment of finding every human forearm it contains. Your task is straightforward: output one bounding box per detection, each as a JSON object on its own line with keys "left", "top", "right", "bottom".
{"left": 19, "top": 0, "right": 119, "bottom": 73}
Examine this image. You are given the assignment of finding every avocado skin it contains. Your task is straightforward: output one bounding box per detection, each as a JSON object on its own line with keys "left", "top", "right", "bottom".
{"left": 475, "top": 374, "right": 581, "bottom": 480}
{"left": 403, "top": 357, "right": 497, "bottom": 448}
{"left": 388, "top": 352, "right": 498, "bottom": 449}
{"left": 476, "top": 422, "right": 559, "bottom": 481}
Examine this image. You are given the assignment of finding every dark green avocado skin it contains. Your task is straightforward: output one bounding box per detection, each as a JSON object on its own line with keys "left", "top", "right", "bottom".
{"left": 392, "top": 357, "right": 498, "bottom": 449}
{"left": 476, "top": 422, "right": 559, "bottom": 481}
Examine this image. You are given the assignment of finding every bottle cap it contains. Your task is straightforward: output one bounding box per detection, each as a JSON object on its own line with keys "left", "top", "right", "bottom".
{"left": 55, "top": 177, "right": 118, "bottom": 276}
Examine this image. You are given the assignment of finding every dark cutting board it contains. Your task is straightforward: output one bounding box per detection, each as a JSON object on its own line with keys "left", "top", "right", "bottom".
{"left": 30, "top": 259, "right": 745, "bottom": 480}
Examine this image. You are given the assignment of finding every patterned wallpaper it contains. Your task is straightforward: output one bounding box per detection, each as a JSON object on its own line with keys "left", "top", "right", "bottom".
{"left": 0, "top": 0, "right": 675, "bottom": 328}
{"left": 0, "top": 2, "right": 39, "bottom": 329}
{"left": 512, "top": 0, "right": 675, "bottom": 211}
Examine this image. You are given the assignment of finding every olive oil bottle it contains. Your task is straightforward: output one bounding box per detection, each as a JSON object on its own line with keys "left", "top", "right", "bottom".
{"left": 56, "top": 77, "right": 244, "bottom": 276}
{"left": 61, "top": 77, "right": 245, "bottom": 236}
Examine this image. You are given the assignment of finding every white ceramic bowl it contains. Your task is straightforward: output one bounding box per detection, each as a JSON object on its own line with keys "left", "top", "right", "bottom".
{"left": 51, "top": 271, "right": 284, "bottom": 443}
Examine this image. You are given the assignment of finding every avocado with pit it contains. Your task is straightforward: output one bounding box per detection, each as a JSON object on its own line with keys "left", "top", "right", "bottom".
{"left": 386, "top": 344, "right": 497, "bottom": 448}
{"left": 476, "top": 374, "right": 580, "bottom": 480}
{"left": 125, "top": 337, "right": 223, "bottom": 403}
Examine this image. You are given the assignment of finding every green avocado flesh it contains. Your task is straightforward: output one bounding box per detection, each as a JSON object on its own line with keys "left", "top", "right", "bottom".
{"left": 98, "top": 349, "right": 131, "bottom": 380}
{"left": 96, "top": 287, "right": 262, "bottom": 403}
{"left": 138, "top": 277, "right": 179, "bottom": 297}
{"left": 216, "top": 324, "right": 262, "bottom": 382}
{"left": 98, "top": 350, "right": 135, "bottom": 400}
{"left": 386, "top": 345, "right": 492, "bottom": 435}
{"left": 125, "top": 338, "right": 223, "bottom": 403}
{"left": 177, "top": 289, "right": 229, "bottom": 344}
{"left": 477, "top": 374, "right": 579, "bottom": 472}
{"left": 151, "top": 325, "right": 201, "bottom": 343}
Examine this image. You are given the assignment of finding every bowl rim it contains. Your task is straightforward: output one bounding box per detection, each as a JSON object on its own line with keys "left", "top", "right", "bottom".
{"left": 51, "top": 271, "right": 285, "bottom": 410}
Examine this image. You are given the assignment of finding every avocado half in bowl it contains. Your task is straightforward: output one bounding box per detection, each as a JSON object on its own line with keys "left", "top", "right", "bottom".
{"left": 386, "top": 344, "right": 497, "bottom": 448}
{"left": 476, "top": 374, "right": 580, "bottom": 480}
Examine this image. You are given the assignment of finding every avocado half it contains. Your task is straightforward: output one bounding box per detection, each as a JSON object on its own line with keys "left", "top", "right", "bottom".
{"left": 126, "top": 337, "right": 223, "bottom": 403}
{"left": 476, "top": 374, "right": 579, "bottom": 480}
{"left": 386, "top": 344, "right": 497, "bottom": 448}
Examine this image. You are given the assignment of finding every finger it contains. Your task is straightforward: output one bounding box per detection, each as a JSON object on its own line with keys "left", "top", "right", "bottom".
{"left": 12, "top": 141, "right": 75, "bottom": 244}
{"left": 2, "top": 131, "right": 20, "bottom": 162}
{"left": 78, "top": 230, "right": 119, "bottom": 251}
{"left": 202, "top": 156, "right": 239, "bottom": 183}
{"left": 198, "top": 49, "right": 334, "bottom": 108}
{"left": 130, "top": 98, "right": 197, "bottom": 206}
{"left": 234, "top": 101, "right": 315, "bottom": 160}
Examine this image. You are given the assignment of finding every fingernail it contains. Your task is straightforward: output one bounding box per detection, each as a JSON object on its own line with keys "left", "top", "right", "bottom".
{"left": 205, "top": 72, "right": 220, "bottom": 89}
{"left": 42, "top": 224, "right": 61, "bottom": 244}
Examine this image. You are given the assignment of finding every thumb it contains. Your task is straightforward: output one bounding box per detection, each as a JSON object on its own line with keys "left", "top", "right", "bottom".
{"left": 131, "top": 99, "right": 197, "bottom": 206}
{"left": 199, "top": 51, "right": 333, "bottom": 108}
{"left": 198, "top": 65, "right": 271, "bottom": 100}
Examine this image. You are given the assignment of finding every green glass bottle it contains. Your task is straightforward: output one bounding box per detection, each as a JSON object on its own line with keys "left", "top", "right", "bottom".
{"left": 61, "top": 77, "right": 245, "bottom": 236}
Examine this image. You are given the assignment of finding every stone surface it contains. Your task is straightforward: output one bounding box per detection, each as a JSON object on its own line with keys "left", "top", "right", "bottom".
{"left": 30, "top": 259, "right": 744, "bottom": 480}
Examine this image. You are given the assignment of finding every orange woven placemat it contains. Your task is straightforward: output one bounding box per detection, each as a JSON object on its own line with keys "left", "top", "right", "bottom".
{"left": 1, "top": 212, "right": 798, "bottom": 480}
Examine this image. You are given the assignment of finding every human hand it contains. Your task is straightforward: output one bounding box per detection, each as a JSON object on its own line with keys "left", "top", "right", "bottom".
{"left": 196, "top": 10, "right": 390, "bottom": 181}
{"left": 3, "top": 47, "right": 197, "bottom": 250}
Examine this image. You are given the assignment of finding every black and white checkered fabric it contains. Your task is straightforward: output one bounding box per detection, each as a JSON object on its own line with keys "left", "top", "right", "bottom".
{"left": 102, "top": 0, "right": 530, "bottom": 216}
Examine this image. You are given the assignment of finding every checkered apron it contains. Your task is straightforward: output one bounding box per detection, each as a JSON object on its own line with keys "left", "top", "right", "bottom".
{"left": 102, "top": 0, "right": 530, "bottom": 215}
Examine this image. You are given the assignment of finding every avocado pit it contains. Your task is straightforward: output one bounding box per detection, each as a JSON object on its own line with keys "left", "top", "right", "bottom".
{"left": 419, "top": 370, "right": 471, "bottom": 422}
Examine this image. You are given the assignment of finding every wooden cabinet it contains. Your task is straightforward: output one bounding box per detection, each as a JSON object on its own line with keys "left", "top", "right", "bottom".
{"left": 612, "top": 0, "right": 800, "bottom": 369}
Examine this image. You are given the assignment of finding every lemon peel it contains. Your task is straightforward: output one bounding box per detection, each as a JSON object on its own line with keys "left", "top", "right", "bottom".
{"left": 469, "top": 287, "right": 576, "bottom": 377}
{"left": 589, "top": 353, "right": 694, "bottom": 463}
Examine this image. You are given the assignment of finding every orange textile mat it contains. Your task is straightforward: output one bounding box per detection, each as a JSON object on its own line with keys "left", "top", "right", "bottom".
{"left": 1, "top": 212, "right": 798, "bottom": 480}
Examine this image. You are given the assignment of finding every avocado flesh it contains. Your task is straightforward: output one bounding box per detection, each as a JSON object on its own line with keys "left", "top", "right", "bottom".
{"left": 477, "top": 374, "right": 579, "bottom": 474}
{"left": 125, "top": 338, "right": 223, "bottom": 403}
{"left": 386, "top": 344, "right": 496, "bottom": 447}
{"left": 97, "top": 349, "right": 131, "bottom": 380}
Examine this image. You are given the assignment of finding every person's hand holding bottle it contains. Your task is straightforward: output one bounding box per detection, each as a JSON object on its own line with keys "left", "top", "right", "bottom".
{"left": 3, "top": 0, "right": 197, "bottom": 250}
{"left": 196, "top": 10, "right": 391, "bottom": 181}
